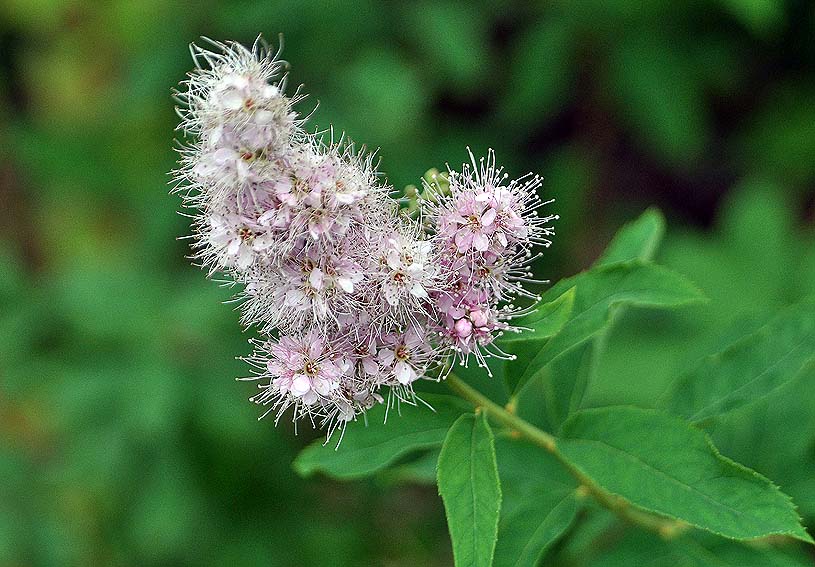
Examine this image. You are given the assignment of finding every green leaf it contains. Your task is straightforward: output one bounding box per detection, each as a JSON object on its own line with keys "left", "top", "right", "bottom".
{"left": 499, "top": 287, "right": 575, "bottom": 346}
{"left": 596, "top": 208, "right": 666, "bottom": 267}
{"left": 515, "top": 337, "right": 601, "bottom": 433}
{"left": 294, "top": 394, "right": 468, "bottom": 479}
{"left": 699, "top": 362, "right": 815, "bottom": 521}
{"left": 377, "top": 448, "right": 440, "bottom": 485}
{"left": 494, "top": 438, "right": 580, "bottom": 567}
{"left": 506, "top": 262, "right": 704, "bottom": 393}
{"left": 545, "top": 339, "right": 602, "bottom": 432}
{"left": 515, "top": 209, "right": 667, "bottom": 429}
{"left": 437, "top": 413, "right": 502, "bottom": 567}
{"left": 690, "top": 536, "right": 814, "bottom": 566}
{"left": 558, "top": 406, "right": 812, "bottom": 542}
{"left": 662, "top": 300, "right": 815, "bottom": 423}
{"left": 499, "top": 287, "right": 575, "bottom": 402}
{"left": 552, "top": 506, "right": 619, "bottom": 565}
{"left": 588, "top": 530, "right": 813, "bottom": 567}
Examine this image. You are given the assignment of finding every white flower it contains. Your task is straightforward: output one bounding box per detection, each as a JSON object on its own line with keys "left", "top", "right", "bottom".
{"left": 193, "top": 147, "right": 258, "bottom": 188}
{"left": 177, "top": 39, "right": 299, "bottom": 155}
{"left": 207, "top": 213, "right": 274, "bottom": 270}
{"left": 373, "top": 221, "right": 438, "bottom": 326}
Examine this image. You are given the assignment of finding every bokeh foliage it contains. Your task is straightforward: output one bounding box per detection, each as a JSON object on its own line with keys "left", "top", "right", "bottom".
{"left": 0, "top": 1, "right": 814, "bottom": 565}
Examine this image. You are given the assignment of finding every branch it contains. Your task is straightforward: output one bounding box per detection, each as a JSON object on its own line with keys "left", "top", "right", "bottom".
{"left": 445, "top": 373, "right": 687, "bottom": 538}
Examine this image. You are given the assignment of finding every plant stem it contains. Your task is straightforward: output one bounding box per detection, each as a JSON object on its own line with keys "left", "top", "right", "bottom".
{"left": 445, "top": 372, "right": 686, "bottom": 538}
{"left": 445, "top": 372, "right": 557, "bottom": 451}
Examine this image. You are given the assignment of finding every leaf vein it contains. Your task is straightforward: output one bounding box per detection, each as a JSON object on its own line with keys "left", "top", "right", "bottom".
{"left": 564, "top": 437, "right": 744, "bottom": 517}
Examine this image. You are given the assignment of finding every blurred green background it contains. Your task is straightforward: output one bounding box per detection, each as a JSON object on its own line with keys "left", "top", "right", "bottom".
{"left": 1, "top": 1, "right": 814, "bottom": 565}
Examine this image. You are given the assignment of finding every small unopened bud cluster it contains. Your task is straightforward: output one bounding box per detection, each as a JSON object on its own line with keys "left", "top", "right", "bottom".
{"left": 173, "top": 38, "right": 555, "bottom": 438}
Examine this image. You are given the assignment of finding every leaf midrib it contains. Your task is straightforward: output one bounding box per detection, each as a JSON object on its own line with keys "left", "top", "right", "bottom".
{"left": 469, "top": 418, "right": 480, "bottom": 566}
{"left": 688, "top": 333, "right": 815, "bottom": 421}
{"left": 562, "top": 437, "right": 747, "bottom": 519}
{"left": 522, "top": 280, "right": 693, "bottom": 385}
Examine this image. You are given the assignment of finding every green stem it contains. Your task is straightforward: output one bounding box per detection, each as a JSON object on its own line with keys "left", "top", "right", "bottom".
{"left": 445, "top": 373, "right": 685, "bottom": 538}
{"left": 445, "top": 372, "right": 557, "bottom": 451}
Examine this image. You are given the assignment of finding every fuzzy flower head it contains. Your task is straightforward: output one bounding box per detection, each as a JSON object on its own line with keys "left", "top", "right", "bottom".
{"left": 273, "top": 143, "right": 375, "bottom": 243}
{"left": 238, "top": 232, "right": 374, "bottom": 336}
{"left": 174, "top": 38, "right": 556, "bottom": 440}
{"left": 244, "top": 329, "right": 359, "bottom": 432}
{"left": 434, "top": 149, "right": 555, "bottom": 257}
{"left": 206, "top": 212, "right": 275, "bottom": 271}
{"left": 175, "top": 38, "right": 300, "bottom": 155}
{"left": 425, "top": 149, "right": 557, "bottom": 369}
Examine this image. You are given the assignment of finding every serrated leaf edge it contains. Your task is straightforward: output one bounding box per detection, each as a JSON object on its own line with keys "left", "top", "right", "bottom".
{"left": 559, "top": 406, "right": 813, "bottom": 544}
{"left": 437, "top": 413, "right": 503, "bottom": 567}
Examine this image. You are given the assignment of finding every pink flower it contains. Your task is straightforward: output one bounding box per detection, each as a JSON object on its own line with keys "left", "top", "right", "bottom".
{"left": 378, "top": 326, "right": 439, "bottom": 386}
{"left": 439, "top": 195, "right": 497, "bottom": 253}
{"left": 266, "top": 330, "right": 344, "bottom": 405}
{"left": 175, "top": 37, "right": 557, "bottom": 437}
{"left": 274, "top": 247, "right": 364, "bottom": 321}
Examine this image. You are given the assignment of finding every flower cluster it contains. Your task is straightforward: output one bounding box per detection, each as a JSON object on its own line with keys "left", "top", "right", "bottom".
{"left": 425, "top": 151, "right": 558, "bottom": 371}
{"left": 173, "top": 38, "right": 555, "bottom": 438}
